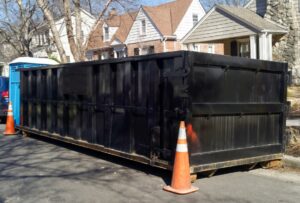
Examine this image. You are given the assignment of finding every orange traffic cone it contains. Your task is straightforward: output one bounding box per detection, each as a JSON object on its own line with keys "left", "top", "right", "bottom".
{"left": 4, "top": 102, "right": 17, "bottom": 135}
{"left": 163, "top": 121, "right": 199, "bottom": 195}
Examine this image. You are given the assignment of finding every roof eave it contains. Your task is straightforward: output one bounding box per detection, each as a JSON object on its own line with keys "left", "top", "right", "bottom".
{"left": 181, "top": 6, "right": 217, "bottom": 43}
{"left": 141, "top": 7, "right": 164, "bottom": 37}
{"left": 244, "top": 0, "right": 254, "bottom": 8}
{"left": 261, "top": 29, "right": 288, "bottom": 34}
{"left": 216, "top": 6, "right": 263, "bottom": 32}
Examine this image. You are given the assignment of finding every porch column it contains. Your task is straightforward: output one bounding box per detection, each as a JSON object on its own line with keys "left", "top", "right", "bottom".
{"left": 250, "top": 35, "right": 257, "bottom": 59}
{"left": 259, "top": 33, "right": 268, "bottom": 60}
{"left": 267, "top": 33, "right": 273, "bottom": 60}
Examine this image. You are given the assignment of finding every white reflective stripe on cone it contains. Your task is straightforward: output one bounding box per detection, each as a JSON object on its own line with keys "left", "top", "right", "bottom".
{"left": 178, "top": 128, "right": 187, "bottom": 139}
{"left": 8, "top": 105, "right": 12, "bottom": 111}
{"left": 7, "top": 112, "right": 13, "bottom": 116}
{"left": 176, "top": 144, "right": 188, "bottom": 152}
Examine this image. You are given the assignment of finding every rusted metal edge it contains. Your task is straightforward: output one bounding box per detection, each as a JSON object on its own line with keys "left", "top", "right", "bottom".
{"left": 190, "top": 154, "right": 283, "bottom": 173}
{"left": 19, "top": 127, "right": 172, "bottom": 170}
{"left": 18, "top": 126, "right": 283, "bottom": 174}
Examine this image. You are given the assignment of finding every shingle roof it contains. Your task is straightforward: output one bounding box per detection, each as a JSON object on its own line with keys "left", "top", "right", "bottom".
{"left": 87, "top": 0, "right": 195, "bottom": 50}
{"left": 143, "top": 0, "right": 193, "bottom": 35}
{"left": 108, "top": 12, "right": 137, "bottom": 43}
{"left": 217, "top": 5, "right": 287, "bottom": 33}
{"left": 87, "top": 12, "right": 137, "bottom": 50}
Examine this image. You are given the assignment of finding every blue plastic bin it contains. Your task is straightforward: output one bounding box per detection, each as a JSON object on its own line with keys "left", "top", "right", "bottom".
{"left": 9, "top": 57, "right": 58, "bottom": 125}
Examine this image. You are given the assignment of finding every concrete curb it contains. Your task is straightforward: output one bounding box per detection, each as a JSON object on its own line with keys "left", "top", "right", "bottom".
{"left": 283, "top": 155, "right": 300, "bottom": 169}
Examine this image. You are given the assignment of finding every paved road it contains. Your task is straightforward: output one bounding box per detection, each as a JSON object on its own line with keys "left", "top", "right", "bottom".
{"left": 0, "top": 124, "right": 300, "bottom": 203}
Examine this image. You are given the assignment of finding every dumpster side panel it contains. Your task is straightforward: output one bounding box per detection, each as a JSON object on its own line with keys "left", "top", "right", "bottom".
{"left": 20, "top": 53, "right": 186, "bottom": 164}
{"left": 187, "top": 52, "right": 287, "bottom": 166}
{"left": 19, "top": 51, "right": 287, "bottom": 172}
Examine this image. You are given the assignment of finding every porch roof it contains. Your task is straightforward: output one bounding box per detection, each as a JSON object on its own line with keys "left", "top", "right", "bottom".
{"left": 219, "top": 5, "right": 287, "bottom": 33}
{"left": 182, "top": 5, "right": 288, "bottom": 44}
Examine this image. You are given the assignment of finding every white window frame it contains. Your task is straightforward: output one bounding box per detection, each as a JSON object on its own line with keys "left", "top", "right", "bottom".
{"left": 104, "top": 26, "right": 109, "bottom": 41}
{"left": 192, "top": 13, "right": 199, "bottom": 26}
{"left": 193, "top": 44, "right": 200, "bottom": 52}
{"left": 140, "top": 19, "right": 146, "bottom": 36}
{"left": 237, "top": 38, "right": 251, "bottom": 58}
{"left": 208, "top": 44, "right": 215, "bottom": 54}
{"left": 101, "top": 51, "right": 109, "bottom": 60}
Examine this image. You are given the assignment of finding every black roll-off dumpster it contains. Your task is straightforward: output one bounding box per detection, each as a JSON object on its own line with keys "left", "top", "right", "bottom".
{"left": 19, "top": 51, "right": 288, "bottom": 173}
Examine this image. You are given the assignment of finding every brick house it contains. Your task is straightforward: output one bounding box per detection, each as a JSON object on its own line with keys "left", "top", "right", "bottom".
{"left": 87, "top": 10, "right": 137, "bottom": 60}
{"left": 87, "top": 0, "right": 216, "bottom": 59}
{"left": 124, "top": 0, "right": 206, "bottom": 56}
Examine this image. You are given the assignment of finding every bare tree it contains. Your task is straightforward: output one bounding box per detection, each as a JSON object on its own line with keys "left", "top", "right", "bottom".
{"left": 83, "top": 0, "right": 114, "bottom": 52}
{"left": 83, "top": 0, "right": 138, "bottom": 52}
{"left": 74, "top": 0, "right": 84, "bottom": 61}
{"left": 0, "top": 0, "right": 42, "bottom": 57}
{"left": 63, "top": 0, "right": 80, "bottom": 61}
{"left": 36, "top": 0, "right": 139, "bottom": 62}
{"left": 36, "top": 0, "right": 68, "bottom": 63}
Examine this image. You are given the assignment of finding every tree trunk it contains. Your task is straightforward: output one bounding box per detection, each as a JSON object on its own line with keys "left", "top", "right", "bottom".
{"left": 83, "top": 0, "right": 113, "bottom": 52}
{"left": 74, "top": 0, "right": 85, "bottom": 61}
{"left": 63, "top": 0, "right": 80, "bottom": 62}
{"left": 36, "top": 0, "right": 68, "bottom": 63}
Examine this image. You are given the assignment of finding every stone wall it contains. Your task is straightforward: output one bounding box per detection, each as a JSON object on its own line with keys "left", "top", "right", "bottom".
{"left": 265, "top": 0, "right": 300, "bottom": 84}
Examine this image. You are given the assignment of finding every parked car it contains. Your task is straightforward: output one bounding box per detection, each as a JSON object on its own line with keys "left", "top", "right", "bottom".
{"left": 0, "top": 76, "right": 9, "bottom": 122}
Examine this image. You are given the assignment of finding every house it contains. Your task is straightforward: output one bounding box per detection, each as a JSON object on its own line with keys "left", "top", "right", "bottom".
{"left": 30, "top": 23, "right": 52, "bottom": 58}
{"left": 182, "top": 0, "right": 300, "bottom": 84}
{"left": 87, "top": 0, "right": 210, "bottom": 59}
{"left": 86, "top": 10, "right": 137, "bottom": 60}
{"left": 125, "top": 0, "right": 206, "bottom": 56}
{"left": 32, "top": 8, "right": 96, "bottom": 63}
{"left": 0, "top": 41, "right": 19, "bottom": 76}
{"left": 182, "top": 4, "right": 287, "bottom": 61}
{"left": 0, "top": 62, "right": 6, "bottom": 76}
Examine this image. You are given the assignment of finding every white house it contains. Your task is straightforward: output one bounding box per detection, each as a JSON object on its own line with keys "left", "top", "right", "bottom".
{"left": 32, "top": 8, "right": 96, "bottom": 63}
{"left": 87, "top": 0, "right": 208, "bottom": 59}
{"left": 124, "top": 0, "right": 206, "bottom": 56}
{"left": 0, "top": 62, "right": 7, "bottom": 76}
{"left": 182, "top": 4, "right": 287, "bottom": 60}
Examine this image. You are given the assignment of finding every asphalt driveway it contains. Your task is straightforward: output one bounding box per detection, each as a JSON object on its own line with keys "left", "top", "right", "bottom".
{"left": 0, "top": 124, "right": 300, "bottom": 203}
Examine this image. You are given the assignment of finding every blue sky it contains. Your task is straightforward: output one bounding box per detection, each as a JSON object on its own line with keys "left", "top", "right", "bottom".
{"left": 140, "top": 0, "right": 249, "bottom": 10}
{"left": 140, "top": 0, "right": 173, "bottom": 6}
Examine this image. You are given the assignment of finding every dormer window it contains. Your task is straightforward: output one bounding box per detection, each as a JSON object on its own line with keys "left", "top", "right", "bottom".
{"left": 104, "top": 26, "right": 109, "bottom": 41}
{"left": 140, "top": 19, "right": 146, "bottom": 36}
{"left": 193, "top": 14, "right": 198, "bottom": 26}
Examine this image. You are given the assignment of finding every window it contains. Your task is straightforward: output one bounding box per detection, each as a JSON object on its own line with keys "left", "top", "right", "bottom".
{"left": 101, "top": 51, "right": 109, "bottom": 60}
{"left": 193, "top": 44, "right": 199, "bottom": 52}
{"left": 140, "top": 19, "right": 146, "bottom": 35}
{"left": 134, "top": 48, "right": 140, "bottom": 56}
{"left": 238, "top": 41, "right": 250, "bottom": 58}
{"left": 66, "top": 56, "right": 71, "bottom": 62}
{"left": 192, "top": 14, "right": 199, "bottom": 26}
{"left": 148, "top": 46, "right": 154, "bottom": 54}
{"left": 141, "top": 46, "right": 155, "bottom": 55}
{"left": 104, "top": 27, "right": 109, "bottom": 41}
{"left": 116, "top": 50, "right": 126, "bottom": 58}
{"left": 86, "top": 51, "right": 93, "bottom": 61}
{"left": 208, "top": 44, "right": 215, "bottom": 54}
